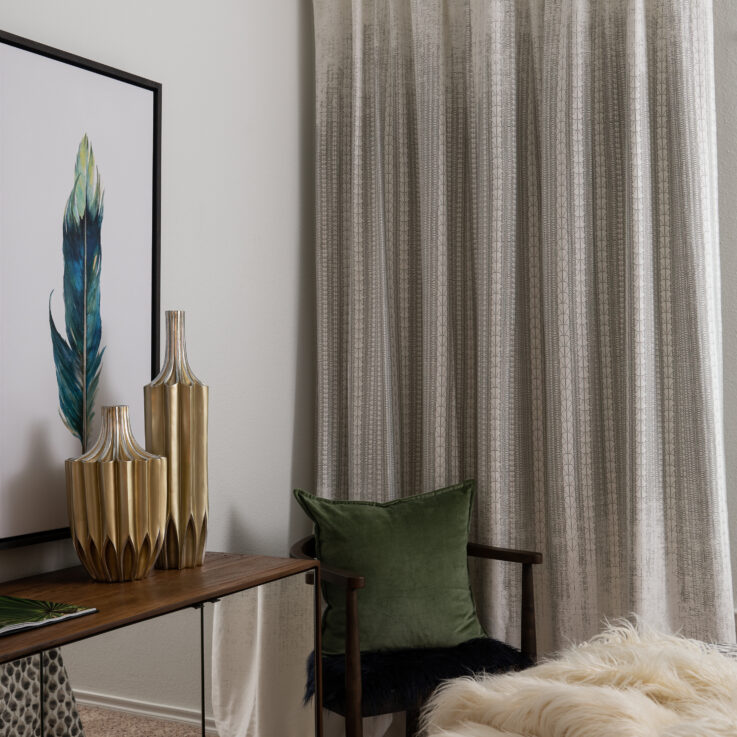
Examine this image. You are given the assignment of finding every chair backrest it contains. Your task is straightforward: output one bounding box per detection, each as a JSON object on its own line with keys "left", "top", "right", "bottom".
{"left": 290, "top": 535, "right": 317, "bottom": 560}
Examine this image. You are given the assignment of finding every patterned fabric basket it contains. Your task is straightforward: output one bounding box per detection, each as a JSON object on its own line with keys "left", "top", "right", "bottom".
{"left": 0, "top": 650, "right": 84, "bottom": 736}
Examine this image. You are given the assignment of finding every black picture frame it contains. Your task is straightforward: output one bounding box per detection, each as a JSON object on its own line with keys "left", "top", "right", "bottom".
{"left": 0, "top": 30, "right": 161, "bottom": 550}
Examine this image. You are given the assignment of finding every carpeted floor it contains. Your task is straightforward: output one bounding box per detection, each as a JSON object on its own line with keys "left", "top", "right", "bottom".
{"left": 77, "top": 705, "right": 208, "bottom": 737}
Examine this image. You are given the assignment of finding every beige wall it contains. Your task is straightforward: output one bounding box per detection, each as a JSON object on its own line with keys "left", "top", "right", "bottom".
{"left": 715, "top": 0, "right": 737, "bottom": 604}
{"left": 0, "top": 0, "right": 315, "bottom": 717}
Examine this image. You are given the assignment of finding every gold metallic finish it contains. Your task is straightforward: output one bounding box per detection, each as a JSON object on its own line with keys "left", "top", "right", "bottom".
{"left": 65, "top": 405, "right": 167, "bottom": 582}
{"left": 144, "top": 310, "right": 208, "bottom": 569}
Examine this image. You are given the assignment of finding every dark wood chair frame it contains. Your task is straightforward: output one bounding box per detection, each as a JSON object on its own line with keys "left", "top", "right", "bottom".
{"left": 291, "top": 535, "right": 543, "bottom": 737}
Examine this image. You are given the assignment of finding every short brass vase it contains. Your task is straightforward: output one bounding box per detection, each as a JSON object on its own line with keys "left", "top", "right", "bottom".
{"left": 66, "top": 405, "right": 167, "bottom": 582}
{"left": 144, "top": 310, "right": 208, "bottom": 569}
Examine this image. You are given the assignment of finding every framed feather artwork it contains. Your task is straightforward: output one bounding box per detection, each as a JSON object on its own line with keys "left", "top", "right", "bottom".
{"left": 0, "top": 30, "right": 161, "bottom": 548}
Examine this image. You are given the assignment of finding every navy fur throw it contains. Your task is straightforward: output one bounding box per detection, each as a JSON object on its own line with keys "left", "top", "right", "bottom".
{"left": 305, "top": 637, "right": 532, "bottom": 717}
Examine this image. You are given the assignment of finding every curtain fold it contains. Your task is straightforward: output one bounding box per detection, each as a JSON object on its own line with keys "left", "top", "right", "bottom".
{"left": 314, "top": 0, "right": 735, "bottom": 659}
{"left": 212, "top": 577, "right": 315, "bottom": 737}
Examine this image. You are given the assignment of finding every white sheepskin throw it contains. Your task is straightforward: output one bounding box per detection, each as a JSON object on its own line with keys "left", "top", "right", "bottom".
{"left": 421, "top": 622, "right": 737, "bottom": 737}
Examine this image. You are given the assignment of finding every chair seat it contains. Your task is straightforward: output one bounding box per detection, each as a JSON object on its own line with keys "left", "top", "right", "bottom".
{"left": 305, "top": 637, "right": 532, "bottom": 717}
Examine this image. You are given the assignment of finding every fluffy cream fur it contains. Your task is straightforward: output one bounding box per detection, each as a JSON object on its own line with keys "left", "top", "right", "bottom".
{"left": 421, "top": 622, "right": 737, "bottom": 737}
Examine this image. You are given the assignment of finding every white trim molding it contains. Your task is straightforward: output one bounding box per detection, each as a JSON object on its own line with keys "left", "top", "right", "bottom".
{"left": 74, "top": 689, "right": 217, "bottom": 734}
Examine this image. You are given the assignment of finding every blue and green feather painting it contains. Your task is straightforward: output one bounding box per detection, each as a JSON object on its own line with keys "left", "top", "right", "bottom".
{"left": 49, "top": 135, "right": 105, "bottom": 451}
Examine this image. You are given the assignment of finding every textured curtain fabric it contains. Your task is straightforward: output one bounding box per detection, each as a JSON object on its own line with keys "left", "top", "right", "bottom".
{"left": 314, "top": 0, "right": 735, "bottom": 671}
{"left": 212, "top": 575, "right": 316, "bottom": 737}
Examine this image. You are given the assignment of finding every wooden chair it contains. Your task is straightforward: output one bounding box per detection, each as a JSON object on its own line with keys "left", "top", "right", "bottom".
{"left": 291, "top": 535, "right": 542, "bottom": 737}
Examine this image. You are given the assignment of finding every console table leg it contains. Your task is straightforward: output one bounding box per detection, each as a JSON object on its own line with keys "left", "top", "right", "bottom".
{"left": 199, "top": 604, "right": 206, "bottom": 737}
{"left": 39, "top": 651, "right": 44, "bottom": 737}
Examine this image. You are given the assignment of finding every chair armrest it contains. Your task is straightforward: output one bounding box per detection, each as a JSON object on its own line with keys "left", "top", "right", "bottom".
{"left": 467, "top": 541, "right": 542, "bottom": 663}
{"left": 467, "top": 542, "right": 542, "bottom": 565}
{"left": 291, "top": 535, "right": 365, "bottom": 735}
{"left": 290, "top": 535, "right": 365, "bottom": 590}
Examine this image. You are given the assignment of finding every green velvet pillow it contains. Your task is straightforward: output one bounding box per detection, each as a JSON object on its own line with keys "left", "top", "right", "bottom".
{"left": 293, "top": 480, "right": 486, "bottom": 655}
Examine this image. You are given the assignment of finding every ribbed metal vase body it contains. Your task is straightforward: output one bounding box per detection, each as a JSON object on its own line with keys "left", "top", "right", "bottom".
{"left": 66, "top": 405, "right": 167, "bottom": 582}
{"left": 144, "top": 311, "right": 208, "bottom": 569}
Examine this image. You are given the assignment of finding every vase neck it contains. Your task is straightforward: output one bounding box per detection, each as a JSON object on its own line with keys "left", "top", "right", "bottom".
{"left": 78, "top": 405, "right": 157, "bottom": 462}
{"left": 151, "top": 310, "right": 201, "bottom": 386}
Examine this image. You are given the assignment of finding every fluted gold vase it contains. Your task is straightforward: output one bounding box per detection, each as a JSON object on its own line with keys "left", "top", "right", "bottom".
{"left": 66, "top": 405, "right": 167, "bottom": 582}
{"left": 144, "top": 310, "right": 208, "bottom": 569}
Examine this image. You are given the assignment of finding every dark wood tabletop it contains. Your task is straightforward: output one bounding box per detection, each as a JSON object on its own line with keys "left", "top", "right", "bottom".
{"left": 0, "top": 552, "right": 316, "bottom": 663}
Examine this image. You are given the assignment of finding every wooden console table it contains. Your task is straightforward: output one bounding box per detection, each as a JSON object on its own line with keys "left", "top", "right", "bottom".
{"left": 0, "top": 552, "right": 322, "bottom": 736}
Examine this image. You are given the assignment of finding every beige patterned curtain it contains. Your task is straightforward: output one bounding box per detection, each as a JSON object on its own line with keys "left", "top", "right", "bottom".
{"left": 314, "top": 0, "right": 735, "bottom": 654}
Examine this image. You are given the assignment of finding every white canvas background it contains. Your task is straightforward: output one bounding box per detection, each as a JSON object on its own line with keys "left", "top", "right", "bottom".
{"left": 0, "top": 43, "right": 154, "bottom": 539}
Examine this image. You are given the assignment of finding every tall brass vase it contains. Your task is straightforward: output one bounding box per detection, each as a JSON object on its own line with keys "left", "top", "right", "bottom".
{"left": 145, "top": 310, "right": 208, "bottom": 569}
{"left": 66, "top": 405, "right": 167, "bottom": 582}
